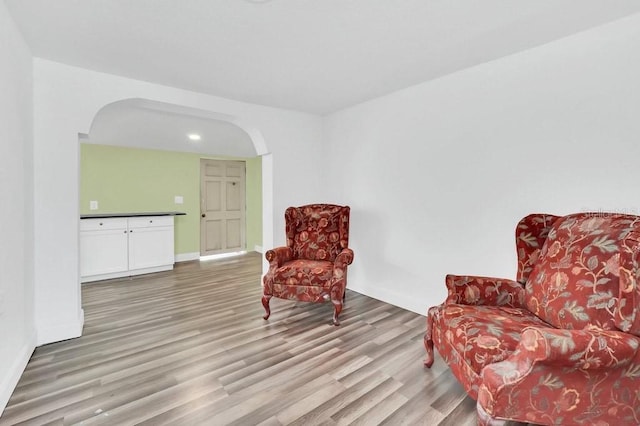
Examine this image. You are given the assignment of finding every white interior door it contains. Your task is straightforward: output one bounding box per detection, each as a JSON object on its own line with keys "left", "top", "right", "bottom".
{"left": 200, "top": 159, "right": 246, "bottom": 256}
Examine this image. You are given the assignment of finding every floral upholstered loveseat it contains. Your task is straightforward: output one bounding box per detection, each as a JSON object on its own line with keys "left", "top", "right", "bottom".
{"left": 424, "top": 213, "right": 640, "bottom": 425}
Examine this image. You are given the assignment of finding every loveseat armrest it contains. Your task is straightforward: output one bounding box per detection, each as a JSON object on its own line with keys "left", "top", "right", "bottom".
{"left": 514, "top": 326, "right": 639, "bottom": 370}
{"left": 478, "top": 327, "right": 640, "bottom": 425}
{"left": 265, "top": 246, "right": 293, "bottom": 267}
{"left": 444, "top": 274, "right": 526, "bottom": 308}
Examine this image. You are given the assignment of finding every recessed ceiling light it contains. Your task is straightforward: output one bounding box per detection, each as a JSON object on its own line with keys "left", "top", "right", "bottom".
{"left": 188, "top": 134, "right": 201, "bottom": 141}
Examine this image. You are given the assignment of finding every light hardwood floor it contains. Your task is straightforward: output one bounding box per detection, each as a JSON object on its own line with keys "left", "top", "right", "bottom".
{"left": 2, "top": 252, "right": 479, "bottom": 425}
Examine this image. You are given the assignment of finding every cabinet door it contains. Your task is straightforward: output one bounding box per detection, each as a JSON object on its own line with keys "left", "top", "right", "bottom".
{"left": 80, "top": 228, "right": 129, "bottom": 276}
{"left": 128, "top": 226, "right": 175, "bottom": 271}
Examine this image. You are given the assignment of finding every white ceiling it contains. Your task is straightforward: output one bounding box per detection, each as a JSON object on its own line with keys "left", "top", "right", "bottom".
{"left": 6, "top": 1, "right": 640, "bottom": 156}
{"left": 6, "top": 0, "right": 640, "bottom": 115}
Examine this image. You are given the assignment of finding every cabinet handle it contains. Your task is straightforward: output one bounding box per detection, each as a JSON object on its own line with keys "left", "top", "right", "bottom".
{"left": 99, "top": 222, "right": 103, "bottom": 226}
{"left": 130, "top": 230, "right": 134, "bottom": 233}
{"left": 150, "top": 220, "right": 153, "bottom": 223}
{"left": 123, "top": 230, "right": 127, "bottom": 234}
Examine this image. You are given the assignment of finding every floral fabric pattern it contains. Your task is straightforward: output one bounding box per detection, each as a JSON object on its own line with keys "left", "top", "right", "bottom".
{"left": 425, "top": 212, "right": 640, "bottom": 426}
{"left": 444, "top": 275, "right": 526, "bottom": 308}
{"left": 271, "top": 259, "right": 333, "bottom": 288}
{"left": 516, "top": 214, "right": 560, "bottom": 284}
{"left": 263, "top": 204, "right": 353, "bottom": 325}
{"left": 618, "top": 226, "right": 640, "bottom": 336}
{"left": 429, "top": 303, "right": 550, "bottom": 397}
{"left": 479, "top": 327, "right": 640, "bottom": 425}
{"left": 525, "top": 213, "right": 639, "bottom": 331}
{"left": 285, "top": 204, "right": 350, "bottom": 262}
{"left": 271, "top": 283, "right": 330, "bottom": 303}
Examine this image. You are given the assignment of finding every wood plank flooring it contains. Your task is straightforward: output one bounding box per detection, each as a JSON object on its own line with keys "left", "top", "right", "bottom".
{"left": 1, "top": 252, "right": 478, "bottom": 425}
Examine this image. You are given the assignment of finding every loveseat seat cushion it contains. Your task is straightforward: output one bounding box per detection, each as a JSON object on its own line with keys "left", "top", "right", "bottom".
{"left": 524, "top": 213, "right": 637, "bottom": 331}
{"left": 433, "top": 304, "right": 551, "bottom": 377}
{"left": 272, "top": 259, "right": 334, "bottom": 287}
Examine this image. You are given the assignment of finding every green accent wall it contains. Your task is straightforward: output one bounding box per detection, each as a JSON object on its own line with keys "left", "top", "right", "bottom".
{"left": 80, "top": 144, "right": 262, "bottom": 256}
{"left": 245, "top": 156, "right": 263, "bottom": 251}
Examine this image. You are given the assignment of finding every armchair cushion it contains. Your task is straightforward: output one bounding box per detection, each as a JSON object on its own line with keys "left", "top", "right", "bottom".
{"left": 271, "top": 259, "right": 333, "bottom": 288}
{"left": 286, "top": 204, "right": 350, "bottom": 262}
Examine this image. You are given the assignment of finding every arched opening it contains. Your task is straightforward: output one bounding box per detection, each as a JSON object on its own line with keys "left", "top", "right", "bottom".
{"left": 82, "top": 98, "right": 273, "bottom": 279}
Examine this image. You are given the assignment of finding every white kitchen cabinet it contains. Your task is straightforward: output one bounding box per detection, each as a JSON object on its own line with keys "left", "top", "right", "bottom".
{"left": 80, "top": 215, "right": 176, "bottom": 283}
{"left": 127, "top": 216, "right": 174, "bottom": 271}
{"left": 80, "top": 218, "right": 129, "bottom": 278}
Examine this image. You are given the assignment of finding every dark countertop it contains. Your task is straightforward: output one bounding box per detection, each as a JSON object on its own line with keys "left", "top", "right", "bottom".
{"left": 81, "top": 211, "right": 187, "bottom": 219}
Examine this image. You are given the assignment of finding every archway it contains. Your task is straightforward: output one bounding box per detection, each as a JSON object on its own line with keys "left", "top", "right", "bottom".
{"left": 85, "top": 98, "right": 273, "bottom": 270}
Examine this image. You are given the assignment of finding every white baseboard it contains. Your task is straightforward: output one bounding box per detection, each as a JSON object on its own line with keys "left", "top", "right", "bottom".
{"left": 177, "top": 250, "right": 261, "bottom": 261}
{"left": 81, "top": 265, "right": 173, "bottom": 283}
{"left": 0, "top": 332, "right": 36, "bottom": 415}
{"left": 347, "top": 282, "right": 426, "bottom": 316}
{"left": 254, "top": 245, "right": 264, "bottom": 253}
{"left": 175, "top": 252, "right": 200, "bottom": 263}
{"left": 36, "top": 309, "right": 84, "bottom": 346}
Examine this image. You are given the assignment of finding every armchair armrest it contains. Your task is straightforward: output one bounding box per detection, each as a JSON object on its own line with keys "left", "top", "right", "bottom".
{"left": 333, "top": 248, "right": 354, "bottom": 282}
{"left": 334, "top": 248, "right": 354, "bottom": 269}
{"left": 445, "top": 274, "right": 526, "bottom": 308}
{"left": 265, "top": 246, "right": 292, "bottom": 267}
{"left": 516, "top": 326, "right": 639, "bottom": 370}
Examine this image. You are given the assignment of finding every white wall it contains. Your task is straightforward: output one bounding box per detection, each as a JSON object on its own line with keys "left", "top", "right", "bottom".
{"left": 10, "top": 10, "right": 640, "bottom": 413}
{"left": 0, "top": 2, "right": 35, "bottom": 413}
{"left": 32, "top": 59, "right": 325, "bottom": 345}
{"left": 324, "top": 14, "right": 640, "bottom": 315}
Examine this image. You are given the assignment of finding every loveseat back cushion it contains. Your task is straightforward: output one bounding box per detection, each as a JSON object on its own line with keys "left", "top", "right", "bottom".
{"left": 525, "top": 213, "right": 637, "bottom": 330}
{"left": 285, "top": 204, "right": 350, "bottom": 262}
{"left": 516, "top": 214, "right": 561, "bottom": 284}
{"left": 617, "top": 223, "right": 640, "bottom": 335}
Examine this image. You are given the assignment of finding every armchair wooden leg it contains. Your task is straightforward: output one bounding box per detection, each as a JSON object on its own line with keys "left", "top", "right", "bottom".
{"left": 261, "top": 295, "right": 272, "bottom": 320}
{"left": 332, "top": 300, "right": 342, "bottom": 326}
{"left": 424, "top": 307, "right": 436, "bottom": 367}
{"left": 424, "top": 334, "right": 435, "bottom": 368}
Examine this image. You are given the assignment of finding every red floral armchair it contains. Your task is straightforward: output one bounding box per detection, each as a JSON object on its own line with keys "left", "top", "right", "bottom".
{"left": 262, "top": 204, "right": 353, "bottom": 325}
{"left": 425, "top": 213, "right": 640, "bottom": 425}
